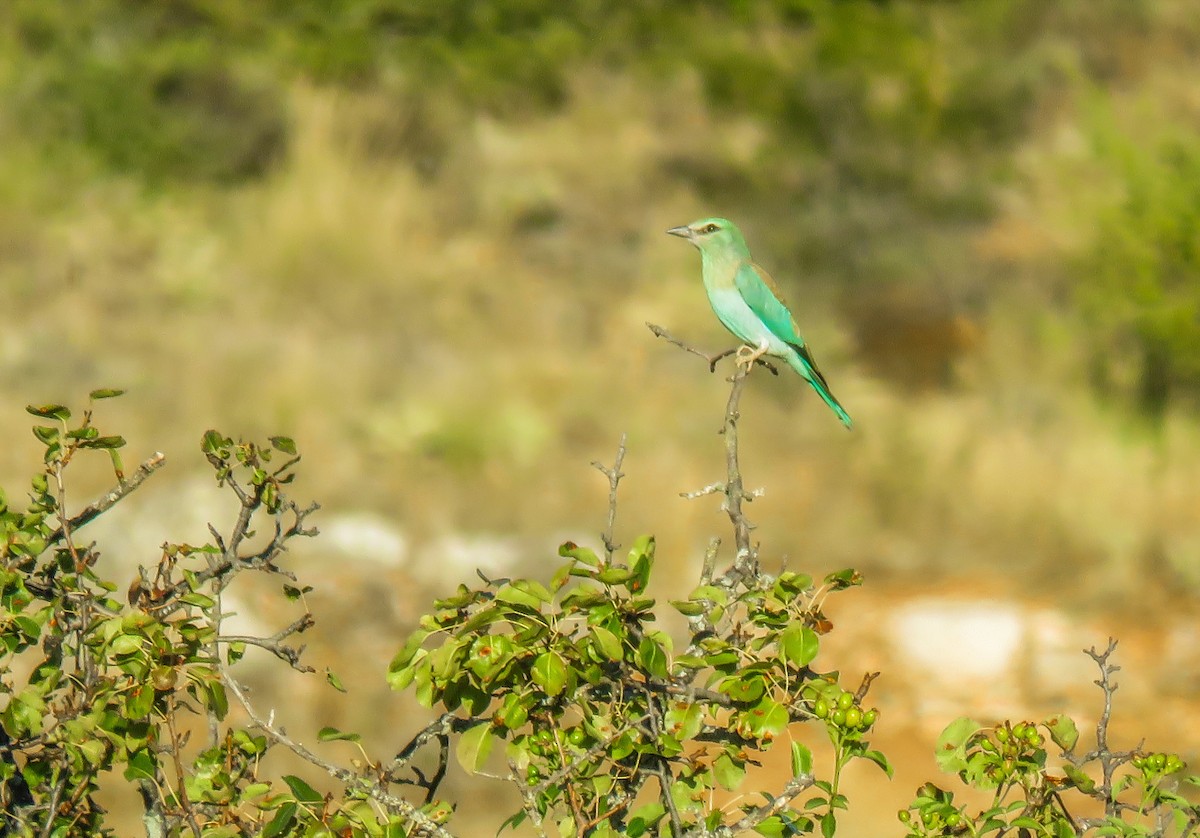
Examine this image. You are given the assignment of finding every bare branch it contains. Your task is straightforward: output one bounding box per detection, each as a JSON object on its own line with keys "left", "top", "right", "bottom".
{"left": 591, "top": 433, "right": 628, "bottom": 562}
{"left": 216, "top": 613, "right": 316, "bottom": 672}
{"left": 46, "top": 451, "right": 167, "bottom": 547}
{"left": 646, "top": 323, "right": 779, "bottom": 375}
{"left": 219, "top": 661, "right": 456, "bottom": 838}
{"left": 716, "top": 772, "right": 815, "bottom": 837}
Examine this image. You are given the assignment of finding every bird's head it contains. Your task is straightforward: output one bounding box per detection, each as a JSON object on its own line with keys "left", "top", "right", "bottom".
{"left": 666, "top": 217, "right": 749, "bottom": 257}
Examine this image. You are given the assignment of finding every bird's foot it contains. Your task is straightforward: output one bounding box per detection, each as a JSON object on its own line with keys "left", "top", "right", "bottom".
{"left": 735, "top": 342, "right": 769, "bottom": 371}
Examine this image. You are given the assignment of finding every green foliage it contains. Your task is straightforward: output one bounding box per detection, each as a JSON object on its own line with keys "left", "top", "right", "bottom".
{"left": 3, "top": 382, "right": 1198, "bottom": 837}
{"left": 1074, "top": 108, "right": 1200, "bottom": 417}
{"left": 4, "top": 0, "right": 288, "bottom": 184}
{"left": 0, "top": 393, "right": 444, "bottom": 837}
{"left": 901, "top": 647, "right": 1200, "bottom": 837}
{"left": 388, "top": 532, "right": 888, "bottom": 835}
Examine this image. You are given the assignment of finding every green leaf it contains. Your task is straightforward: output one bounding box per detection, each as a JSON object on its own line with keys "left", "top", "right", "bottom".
{"left": 269, "top": 435, "right": 297, "bottom": 455}
{"left": 496, "top": 582, "right": 544, "bottom": 610}
{"left": 325, "top": 669, "right": 346, "bottom": 692}
{"left": 664, "top": 702, "right": 703, "bottom": 742}
{"left": 781, "top": 624, "right": 820, "bottom": 667}
{"left": 317, "top": 727, "right": 362, "bottom": 743}
{"left": 179, "top": 592, "right": 215, "bottom": 609}
{"left": 80, "top": 435, "right": 126, "bottom": 450}
{"left": 455, "top": 721, "right": 494, "bottom": 774}
{"left": 637, "top": 635, "right": 669, "bottom": 679}
{"left": 123, "top": 749, "right": 157, "bottom": 782}
{"left": 282, "top": 584, "right": 312, "bottom": 601}
{"left": 935, "top": 717, "right": 983, "bottom": 774}
{"left": 596, "top": 567, "right": 633, "bottom": 585}
{"left": 590, "top": 626, "right": 624, "bottom": 662}
{"left": 125, "top": 685, "right": 155, "bottom": 720}
{"left": 1062, "top": 763, "right": 1097, "bottom": 793}
{"left": 753, "top": 816, "right": 788, "bottom": 837}
{"left": 860, "top": 749, "right": 894, "bottom": 778}
{"left": 204, "top": 680, "right": 229, "bottom": 720}
{"left": 670, "top": 599, "right": 706, "bottom": 616}
{"left": 792, "top": 741, "right": 814, "bottom": 776}
{"left": 498, "top": 810, "right": 528, "bottom": 834}
{"left": 32, "top": 426, "right": 58, "bottom": 445}
{"left": 744, "top": 698, "right": 789, "bottom": 738}
{"left": 498, "top": 693, "right": 529, "bottom": 730}
{"left": 201, "top": 429, "right": 231, "bottom": 456}
{"left": 110, "top": 634, "right": 143, "bottom": 655}
{"left": 719, "top": 673, "right": 766, "bottom": 703}
{"left": 262, "top": 802, "right": 297, "bottom": 837}
{"left": 626, "top": 802, "right": 666, "bottom": 837}
{"left": 558, "top": 541, "right": 600, "bottom": 567}
{"left": 820, "top": 811, "right": 837, "bottom": 838}
{"left": 550, "top": 561, "right": 573, "bottom": 592}
{"left": 713, "top": 751, "right": 746, "bottom": 790}
{"left": 531, "top": 651, "right": 568, "bottom": 696}
{"left": 512, "top": 579, "right": 552, "bottom": 603}
{"left": 626, "top": 534, "right": 655, "bottom": 564}
{"left": 823, "top": 569, "right": 863, "bottom": 590}
{"left": 689, "top": 584, "right": 728, "bottom": 605}
{"left": 1044, "top": 713, "right": 1078, "bottom": 751}
{"left": 26, "top": 404, "right": 71, "bottom": 421}
{"left": 281, "top": 775, "right": 322, "bottom": 804}
{"left": 89, "top": 388, "right": 126, "bottom": 400}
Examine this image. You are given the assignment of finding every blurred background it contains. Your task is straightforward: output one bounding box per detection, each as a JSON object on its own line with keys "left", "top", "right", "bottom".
{"left": 3, "top": 0, "right": 1200, "bottom": 833}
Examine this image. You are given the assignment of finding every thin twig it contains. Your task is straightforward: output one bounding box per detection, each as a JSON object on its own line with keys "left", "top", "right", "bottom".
{"left": 219, "top": 661, "right": 456, "bottom": 838}
{"left": 508, "top": 757, "right": 549, "bottom": 838}
{"left": 591, "top": 433, "right": 628, "bottom": 563}
{"left": 646, "top": 323, "right": 779, "bottom": 375}
{"left": 650, "top": 324, "right": 760, "bottom": 577}
{"left": 45, "top": 452, "right": 167, "bottom": 547}
{"left": 216, "top": 613, "right": 316, "bottom": 672}
{"left": 716, "top": 772, "right": 816, "bottom": 837}
{"left": 37, "top": 772, "right": 67, "bottom": 838}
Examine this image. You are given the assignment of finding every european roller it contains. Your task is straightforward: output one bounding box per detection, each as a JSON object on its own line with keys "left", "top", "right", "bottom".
{"left": 667, "top": 217, "right": 853, "bottom": 429}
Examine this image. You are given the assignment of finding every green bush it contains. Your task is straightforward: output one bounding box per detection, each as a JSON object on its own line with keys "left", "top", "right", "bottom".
{"left": 2, "top": 366, "right": 1198, "bottom": 836}
{"left": 1075, "top": 120, "right": 1200, "bottom": 418}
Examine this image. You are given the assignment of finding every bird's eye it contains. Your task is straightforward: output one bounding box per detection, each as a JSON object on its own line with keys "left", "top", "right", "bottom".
{"left": 703, "top": 224, "right": 719, "bottom": 234}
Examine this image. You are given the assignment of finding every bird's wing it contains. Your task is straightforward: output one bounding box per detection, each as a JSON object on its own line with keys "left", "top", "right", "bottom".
{"left": 734, "top": 260, "right": 804, "bottom": 344}
{"left": 734, "top": 261, "right": 832, "bottom": 389}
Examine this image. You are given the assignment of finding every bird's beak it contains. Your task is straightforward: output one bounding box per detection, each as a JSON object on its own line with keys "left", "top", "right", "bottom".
{"left": 665, "top": 225, "right": 694, "bottom": 240}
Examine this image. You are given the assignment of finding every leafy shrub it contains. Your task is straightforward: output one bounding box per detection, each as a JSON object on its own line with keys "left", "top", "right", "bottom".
{"left": 1, "top": 353, "right": 1198, "bottom": 836}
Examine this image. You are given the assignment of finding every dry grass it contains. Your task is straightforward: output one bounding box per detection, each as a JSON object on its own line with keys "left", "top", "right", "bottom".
{"left": 3, "top": 72, "right": 1200, "bottom": 604}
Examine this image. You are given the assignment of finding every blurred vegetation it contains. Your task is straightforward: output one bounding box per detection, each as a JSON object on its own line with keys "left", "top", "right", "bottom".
{"left": 4, "top": 3, "right": 1200, "bottom": 833}
{"left": 2, "top": 0, "right": 1200, "bottom": 595}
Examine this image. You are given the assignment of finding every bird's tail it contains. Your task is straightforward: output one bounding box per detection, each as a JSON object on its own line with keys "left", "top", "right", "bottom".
{"left": 785, "top": 345, "right": 854, "bottom": 430}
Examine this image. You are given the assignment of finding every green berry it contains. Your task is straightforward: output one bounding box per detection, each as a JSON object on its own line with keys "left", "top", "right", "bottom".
{"left": 845, "top": 707, "right": 863, "bottom": 728}
{"left": 863, "top": 708, "right": 878, "bottom": 728}
{"left": 831, "top": 709, "right": 846, "bottom": 726}
{"left": 945, "top": 812, "right": 961, "bottom": 827}
{"left": 898, "top": 810, "right": 911, "bottom": 824}
{"left": 995, "top": 727, "right": 1010, "bottom": 743}
{"left": 814, "top": 699, "right": 829, "bottom": 719}
{"left": 837, "top": 691, "right": 855, "bottom": 710}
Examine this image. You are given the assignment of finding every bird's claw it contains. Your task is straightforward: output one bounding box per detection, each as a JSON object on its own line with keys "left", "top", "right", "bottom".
{"left": 735, "top": 342, "right": 769, "bottom": 371}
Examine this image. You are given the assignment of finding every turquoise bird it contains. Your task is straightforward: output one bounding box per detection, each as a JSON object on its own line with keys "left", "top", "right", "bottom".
{"left": 667, "top": 217, "right": 853, "bottom": 429}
